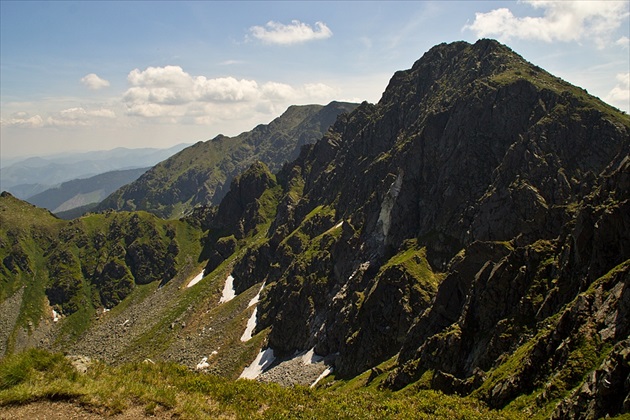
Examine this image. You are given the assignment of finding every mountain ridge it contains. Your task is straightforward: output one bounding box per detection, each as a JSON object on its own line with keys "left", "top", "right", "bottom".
{"left": 96, "top": 101, "right": 358, "bottom": 219}
{"left": 0, "top": 39, "right": 628, "bottom": 419}
{"left": 197, "top": 39, "right": 628, "bottom": 417}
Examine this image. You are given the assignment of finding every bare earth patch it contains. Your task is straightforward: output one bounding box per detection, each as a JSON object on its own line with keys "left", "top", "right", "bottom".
{"left": 0, "top": 401, "right": 175, "bottom": 419}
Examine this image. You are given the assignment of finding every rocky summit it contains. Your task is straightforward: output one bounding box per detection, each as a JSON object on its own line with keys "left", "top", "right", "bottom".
{"left": 1, "top": 39, "right": 629, "bottom": 419}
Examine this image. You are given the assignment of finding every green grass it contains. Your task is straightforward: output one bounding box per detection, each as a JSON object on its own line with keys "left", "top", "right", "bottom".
{"left": 0, "top": 348, "right": 526, "bottom": 419}
{"left": 0, "top": 348, "right": 82, "bottom": 404}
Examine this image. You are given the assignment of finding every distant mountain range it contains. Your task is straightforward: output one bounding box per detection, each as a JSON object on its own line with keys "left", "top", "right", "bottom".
{"left": 26, "top": 167, "right": 150, "bottom": 218}
{"left": 0, "top": 143, "right": 191, "bottom": 199}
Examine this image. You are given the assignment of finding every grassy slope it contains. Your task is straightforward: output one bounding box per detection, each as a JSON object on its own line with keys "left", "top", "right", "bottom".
{"left": 0, "top": 348, "right": 527, "bottom": 419}
{"left": 0, "top": 193, "right": 203, "bottom": 355}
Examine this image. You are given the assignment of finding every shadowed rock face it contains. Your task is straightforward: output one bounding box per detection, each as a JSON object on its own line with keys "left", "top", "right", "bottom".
{"left": 197, "top": 39, "right": 629, "bottom": 416}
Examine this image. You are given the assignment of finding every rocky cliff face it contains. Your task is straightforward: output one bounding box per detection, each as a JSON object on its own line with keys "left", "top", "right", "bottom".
{"left": 198, "top": 39, "right": 629, "bottom": 417}
{"left": 97, "top": 102, "right": 357, "bottom": 219}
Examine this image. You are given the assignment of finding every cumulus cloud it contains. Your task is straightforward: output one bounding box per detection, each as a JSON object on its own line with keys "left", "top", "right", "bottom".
{"left": 464, "top": 1, "right": 629, "bottom": 48}
{"left": 605, "top": 72, "right": 630, "bottom": 110}
{"left": 302, "top": 83, "right": 338, "bottom": 99}
{"left": 1, "top": 107, "right": 116, "bottom": 128}
{"left": 616, "top": 36, "right": 630, "bottom": 49}
{"left": 46, "top": 107, "right": 116, "bottom": 127}
{"left": 261, "top": 82, "right": 298, "bottom": 100}
{"left": 123, "top": 66, "right": 264, "bottom": 117}
{"left": 81, "top": 73, "right": 110, "bottom": 90}
{"left": 1, "top": 112, "right": 44, "bottom": 128}
{"left": 249, "top": 20, "right": 332, "bottom": 45}
{"left": 195, "top": 76, "right": 260, "bottom": 102}
{"left": 122, "top": 65, "right": 338, "bottom": 122}
{"left": 128, "top": 65, "right": 191, "bottom": 88}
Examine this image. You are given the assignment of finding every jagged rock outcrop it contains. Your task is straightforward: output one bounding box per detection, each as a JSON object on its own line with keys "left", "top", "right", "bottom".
{"left": 552, "top": 338, "right": 630, "bottom": 419}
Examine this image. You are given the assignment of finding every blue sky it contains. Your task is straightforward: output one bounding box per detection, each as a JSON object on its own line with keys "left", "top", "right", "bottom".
{"left": 1, "top": 1, "right": 628, "bottom": 159}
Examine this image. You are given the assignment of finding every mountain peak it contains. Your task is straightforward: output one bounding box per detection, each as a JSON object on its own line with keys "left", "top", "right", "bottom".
{"left": 381, "top": 39, "right": 526, "bottom": 109}
{"left": 2, "top": 40, "right": 629, "bottom": 419}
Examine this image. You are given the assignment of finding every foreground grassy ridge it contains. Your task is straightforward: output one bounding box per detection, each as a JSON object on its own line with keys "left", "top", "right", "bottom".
{"left": 0, "top": 348, "right": 525, "bottom": 419}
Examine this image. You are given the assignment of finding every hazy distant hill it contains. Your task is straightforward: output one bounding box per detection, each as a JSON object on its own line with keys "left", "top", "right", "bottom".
{"left": 26, "top": 167, "right": 150, "bottom": 217}
{"left": 0, "top": 143, "right": 191, "bottom": 198}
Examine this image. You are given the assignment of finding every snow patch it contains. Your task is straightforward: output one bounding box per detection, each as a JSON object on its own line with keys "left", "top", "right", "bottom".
{"left": 240, "top": 307, "right": 258, "bottom": 342}
{"left": 377, "top": 172, "right": 403, "bottom": 240}
{"left": 324, "top": 220, "right": 343, "bottom": 235}
{"left": 240, "top": 347, "right": 276, "bottom": 379}
{"left": 196, "top": 357, "right": 209, "bottom": 370}
{"left": 241, "top": 282, "right": 265, "bottom": 342}
{"left": 248, "top": 282, "right": 265, "bottom": 307}
{"left": 52, "top": 308, "right": 60, "bottom": 322}
{"left": 310, "top": 367, "right": 333, "bottom": 388}
{"left": 348, "top": 261, "right": 370, "bottom": 282}
{"left": 301, "top": 347, "right": 324, "bottom": 365}
{"left": 186, "top": 269, "right": 205, "bottom": 288}
{"left": 196, "top": 351, "right": 219, "bottom": 370}
{"left": 219, "top": 274, "right": 236, "bottom": 303}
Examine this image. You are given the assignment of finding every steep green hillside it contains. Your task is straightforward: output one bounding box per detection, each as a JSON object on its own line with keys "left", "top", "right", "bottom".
{"left": 97, "top": 102, "right": 357, "bottom": 219}
{"left": 0, "top": 192, "right": 202, "bottom": 356}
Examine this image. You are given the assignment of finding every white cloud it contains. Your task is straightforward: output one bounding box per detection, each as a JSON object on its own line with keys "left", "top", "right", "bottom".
{"left": 260, "top": 82, "right": 339, "bottom": 102}
{"left": 464, "top": 1, "right": 630, "bottom": 48}
{"left": 128, "top": 65, "right": 191, "bottom": 88}
{"left": 616, "top": 36, "right": 630, "bottom": 49}
{"left": 249, "top": 20, "right": 332, "bottom": 45}
{"left": 122, "top": 65, "right": 338, "bottom": 122}
{"left": 81, "top": 73, "right": 110, "bottom": 90}
{"left": 605, "top": 72, "right": 630, "bottom": 110}
{"left": 47, "top": 107, "right": 116, "bottom": 127}
{"left": 87, "top": 108, "right": 116, "bottom": 118}
{"left": 1, "top": 112, "right": 44, "bottom": 128}
{"left": 261, "top": 82, "right": 298, "bottom": 100}
{"left": 195, "top": 76, "right": 259, "bottom": 102}
{"left": 302, "top": 83, "right": 339, "bottom": 99}
{"left": 2, "top": 107, "right": 116, "bottom": 128}
{"left": 123, "top": 66, "right": 263, "bottom": 118}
